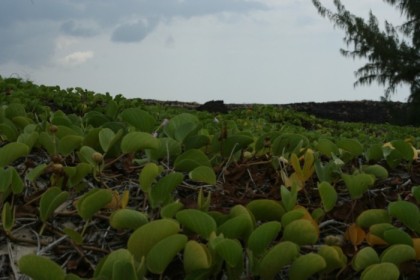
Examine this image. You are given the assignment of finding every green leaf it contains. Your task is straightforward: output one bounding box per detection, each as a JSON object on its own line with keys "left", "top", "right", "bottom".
{"left": 391, "top": 140, "right": 414, "bottom": 161}
{"left": 217, "top": 214, "right": 254, "bottom": 240}
{"left": 98, "top": 128, "right": 115, "bottom": 152}
{"left": 26, "top": 163, "right": 48, "bottom": 182}
{"left": 362, "top": 164, "right": 389, "bottom": 179}
{"left": 63, "top": 228, "right": 84, "bottom": 245}
{"left": 247, "top": 221, "right": 282, "bottom": 256}
{"left": 78, "top": 146, "right": 97, "bottom": 166}
{"left": 283, "top": 219, "right": 318, "bottom": 245}
{"left": 146, "top": 137, "right": 182, "bottom": 161}
{"left": 183, "top": 240, "right": 212, "bottom": 274}
{"left": 365, "top": 143, "right": 384, "bottom": 162}
{"left": 17, "top": 131, "right": 39, "bottom": 150}
{"left": 0, "top": 142, "right": 29, "bottom": 167}
{"left": 64, "top": 163, "right": 92, "bottom": 187}
{"left": 257, "top": 241, "right": 299, "bottom": 280}
{"left": 174, "top": 149, "right": 211, "bottom": 172}
{"left": 380, "top": 244, "right": 416, "bottom": 265}
{"left": 160, "top": 200, "right": 184, "bottom": 219}
{"left": 146, "top": 234, "right": 188, "bottom": 274}
{"left": 315, "top": 138, "right": 339, "bottom": 158}
{"left": 214, "top": 238, "right": 243, "bottom": 267}
{"left": 337, "top": 138, "right": 363, "bottom": 157}
{"left": 139, "top": 162, "right": 161, "bottom": 193}
{"left": 318, "top": 181, "right": 337, "bottom": 212}
{"left": 0, "top": 122, "right": 18, "bottom": 141}
{"left": 189, "top": 166, "right": 216, "bottom": 185}
{"left": 280, "top": 184, "right": 298, "bottom": 212}
{"left": 39, "top": 187, "right": 69, "bottom": 222}
{"left": 388, "top": 200, "right": 420, "bottom": 233}
{"left": 360, "top": 263, "right": 400, "bottom": 280}
{"left": 369, "top": 223, "right": 395, "bottom": 240}
{"left": 95, "top": 249, "right": 136, "bottom": 280}
{"left": 412, "top": 185, "right": 420, "bottom": 203}
{"left": 221, "top": 134, "right": 254, "bottom": 157}
{"left": 109, "top": 209, "right": 149, "bottom": 230}
{"left": 356, "top": 209, "right": 391, "bottom": 228}
{"left": 176, "top": 209, "right": 217, "bottom": 240}
{"left": 127, "top": 219, "right": 180, "bottom": 261}
{"left": 317, "top": 245, "right": 347, "bottom": 273}
{"left": 58, "top": 135, "right": 84, "bottom": 156}
{"left": 1, "top": 202, "right": 14, "bottom": 233}
{"left": 150, "top": 172, "right": 183, "bottom": 208}
{"left": 9, "top": 167, "right": 24, "bottom": 194}
{"left": 76, "top": 189, "right": 113, "bottom": 220}
{"left": 120, "top": 108, "right": 156, "bottom": 132}
{"left": 121, "top": 131, "right": 160, "bottom": 153}
{"left": 163, "top": 113, "right": 200, "bottom": 143}
{"left": 289, "top": 253, "right": 326, "bottom": 280}
{"left": 382, "top": 228, "right": 413, "bottom": 246}
{"left": 246, "top": 199, "right": 285, "bottom": 222}
{"left": 19, "top": 254, "right": 65, "bottom": 280}
{"left": 272, "top": 133, "right": 309, "bottom": 156}
{"left": 5, "top": 103, "right": 26, "bottom": 119}
{"left": 352, "top": 246, "right": 380, "bottom": 272}
{"left": 342, "top": 173, "right": 375, "bottom": 200}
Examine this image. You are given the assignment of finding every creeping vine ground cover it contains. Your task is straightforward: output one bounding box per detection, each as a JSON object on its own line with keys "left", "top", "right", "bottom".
{"left": 1, "top": 76, "right": 420, "bottom": 279}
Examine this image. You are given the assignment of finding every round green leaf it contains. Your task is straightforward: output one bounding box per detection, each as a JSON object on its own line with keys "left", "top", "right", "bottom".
{"left": 174, "top": 149, "right": 211, "bottom": 172}
{"left": 246, "top": 199, "right": 285, "bottom": 222}
{"left": 176, "top": 209, "right": 217, "bottom": 240}
{"left": 380, "top": 244, "right": 416, "bottom": 265}
{"left": 289, "top": 253, "right": 327, "bottom": 280}
{"left": 257, "top": 241, "right": 300, "bottom": 280}
{"left": 0, "top": 142, "right": 29, "bottom": 167}
{"left": 139, "top": 162, "right": 161, "bottom": 193}
{"left": 121, "top": 131, "right": 160, "bottom": 153}
{"left": 19, "top": 254, "right": 65, "bottom": 280}
{"left": 361, "top": 262, "right": 400, "bottom": 280}
{"left": 76, "top": 189, "right": 113, "bottom": 220}
{"left": 318, "top": 181, "right": 337, "bottom": 212}
{"left": 95, "top": 249, "right": 136, "bottom": 279}
{"left": 362, "top": 164, "right": 389, "bottom": 180}
{"left": 388, "top": 200, "right": 420, "bottom": 233}
{"left": 39, "top": 187, "right": 69, "bottom": 222}
{"left": 183, "top": 240, "right": 212, "bottom": 274}
{"left": 247, "top": 221, "right": 282, "bottom": 256}
{"left": 283, "top": 219, "right": 318, "bottom": 245}
{"left": 127, "top": 219, "right": 180, "bottom": 261}
{"left": 352, "top": 246, "right": 380, "bottom": 272}
{"left": 318, "top": 245, "right": 347, "bottom": 273}
{"left": 146, "top": 234, "right": 188, "bottom": 274}
{"left": 214, "top": 238, "right": 243, "bottom": 267}
{"left": 356, "top": 209, "right": 391, "bottom": 228}
{"left": 109, "top": 209, "right": 149, "bottom": 230}
{"left": 189, "top": 166, "right": 216, "bottom": 185}
{"left": 120, "top": 108, "right": 156, "bottom": 133}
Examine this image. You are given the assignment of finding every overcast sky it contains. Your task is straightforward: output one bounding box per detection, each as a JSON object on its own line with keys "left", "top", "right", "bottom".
{"left": 0, "top": 0, "right": 411, "bottom": 104}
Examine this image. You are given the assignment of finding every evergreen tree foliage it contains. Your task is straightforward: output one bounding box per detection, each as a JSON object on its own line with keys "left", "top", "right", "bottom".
{"left": 312, "top": 0, "right": 419, "bottom": 106}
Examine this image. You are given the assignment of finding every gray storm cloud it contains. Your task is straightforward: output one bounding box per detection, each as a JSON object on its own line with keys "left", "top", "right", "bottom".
{"left": 0, "top": 0, "right": 267, "bottom": 67}
{"left": 60, "top": 20, "right": 99, "bottom": 37}
{"left": 111, "top": 19, "right": 158, "bottom": 43}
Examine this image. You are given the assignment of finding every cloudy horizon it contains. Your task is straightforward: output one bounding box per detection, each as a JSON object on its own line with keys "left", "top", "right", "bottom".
{"left": 0, "top": 0, "right": 411, "bottom": 104}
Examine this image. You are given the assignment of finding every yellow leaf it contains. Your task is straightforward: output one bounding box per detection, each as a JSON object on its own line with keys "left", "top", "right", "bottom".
{"left": 412, "top": 238, "right": 420, "bottom": 260}
{"left": 366, "top": 232, "right": 387, "bottom": 246}
{"left": 105, "top": 191, "right": 120, "bottom": 209}
{"left": 120, "top": 190, "right": 130, "bottom": 209}
{"left": 345, "top": 223, "right": 365, "bottom": 247}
